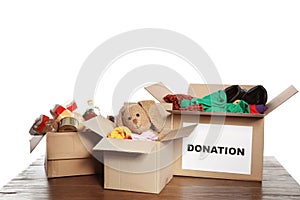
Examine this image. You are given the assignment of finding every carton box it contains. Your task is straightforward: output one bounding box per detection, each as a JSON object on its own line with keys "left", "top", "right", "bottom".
{"left": 145, "top": 82, "right": 298, "bottom": 181}
{"left": 84, "top": 113, "right": 197, "bottom": 194}
{"left": 45, "top": 131, "right": 103, "bottom": 178}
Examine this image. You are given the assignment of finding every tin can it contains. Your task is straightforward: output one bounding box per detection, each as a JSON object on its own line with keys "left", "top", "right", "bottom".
{"left": 58, "top": 117, "right": 79, "bottom": 132}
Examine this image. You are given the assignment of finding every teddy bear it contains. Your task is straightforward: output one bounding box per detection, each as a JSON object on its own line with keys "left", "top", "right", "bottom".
{"left": 116, "top": 100, "right": 167, "bottom": 135}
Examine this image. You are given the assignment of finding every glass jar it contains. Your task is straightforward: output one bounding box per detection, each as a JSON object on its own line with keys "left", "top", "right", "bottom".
{"left": 83, "top": 99, "right": 100, "bottom": 121}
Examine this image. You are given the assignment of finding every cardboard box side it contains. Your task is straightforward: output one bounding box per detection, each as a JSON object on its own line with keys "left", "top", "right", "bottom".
{"left": 104, "top": 150, "right": 159, "bottom": 193}
{"left": 156, "top": 142, "right": 174, "bottom": 193}
{"left": 169, "top": 110, "right": 264, "bottom": 118}
{"left": 104, "top": 165, "right": 160, "bottom": 194}
{"left": 46, "top": 157, "right": 103, "bottom": 178}
{"left": 46, "top": 132, "right": 91, "bottom": 160}
{"left": 172, "top": 114, "right": 264, "bottom": 181}
{"left": 104, "top": 142, "right": 174, "bottom": 194}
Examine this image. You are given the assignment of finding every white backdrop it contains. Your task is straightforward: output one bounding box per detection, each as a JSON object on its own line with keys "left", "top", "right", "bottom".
{"left": 0, "top": 0, "right": 299, "bottom": 188}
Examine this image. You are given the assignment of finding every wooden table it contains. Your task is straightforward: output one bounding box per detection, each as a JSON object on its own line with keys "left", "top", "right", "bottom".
{"left": 0, "top": 156, "right": 299, "bottom": 200}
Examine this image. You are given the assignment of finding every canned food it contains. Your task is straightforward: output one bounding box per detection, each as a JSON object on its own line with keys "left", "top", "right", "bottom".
{"left": 58, "top": 117, "right": 79, "bottom": 132}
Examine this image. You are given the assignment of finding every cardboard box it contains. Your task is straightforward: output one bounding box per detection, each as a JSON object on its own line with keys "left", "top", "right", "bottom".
{"left": 145, "top": 82, "right": 298, "bottom": 181}
{"left": 45, "top": 131, "right": 103, "bottom": 178}
{"left": 84, "top": 114, "right": 197, "bottom": 194}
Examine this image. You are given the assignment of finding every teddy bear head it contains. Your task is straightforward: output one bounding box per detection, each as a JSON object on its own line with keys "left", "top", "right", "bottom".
{"left": 116, "top": 100, "right": 166, "bottom": 134}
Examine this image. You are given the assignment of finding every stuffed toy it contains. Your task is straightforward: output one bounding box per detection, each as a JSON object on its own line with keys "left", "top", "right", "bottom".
{"left": 116, "top": 100, "right": 167, "bottom": 135}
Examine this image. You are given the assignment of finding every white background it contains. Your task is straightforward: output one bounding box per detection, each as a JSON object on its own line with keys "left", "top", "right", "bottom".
{"left": 0, "top": 1, "right": 299, "bottom": 188}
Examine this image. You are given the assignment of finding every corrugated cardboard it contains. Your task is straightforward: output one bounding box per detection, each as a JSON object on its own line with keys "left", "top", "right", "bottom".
{"left": 145, "top": 82, "right": 298, "bottom": 181}
{"left": 45, "top": 131, "right": 103, "bottom": 178}
{"left": 83, "top": 109, "right": 197, "bottom": 194}
{"left": 103, "top": 141, "right": 174, "bottom": 194}
{"left": 45, "top": 157, "right": 102, "bottom": 178}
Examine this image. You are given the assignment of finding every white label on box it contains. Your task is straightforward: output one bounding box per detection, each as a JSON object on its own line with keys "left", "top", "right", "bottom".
{"left": 182, "top": 123, "right": 253, "bottom": 175}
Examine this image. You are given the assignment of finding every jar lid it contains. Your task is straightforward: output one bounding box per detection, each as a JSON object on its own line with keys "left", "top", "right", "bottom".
{"left": 87, "top": 99, "right": 94, "bottom": 104}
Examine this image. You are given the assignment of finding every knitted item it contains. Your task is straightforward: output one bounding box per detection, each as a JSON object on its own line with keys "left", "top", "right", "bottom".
{"left": 179, "top": 104, "right": 204, "bottom": 111}
{"left": 163, "top": 94, "right": 194, "bottom": 110}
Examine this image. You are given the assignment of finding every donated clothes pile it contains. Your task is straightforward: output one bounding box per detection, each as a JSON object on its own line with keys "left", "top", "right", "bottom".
{"left": 164, "top": 85, "right": 268, "bottom": 113}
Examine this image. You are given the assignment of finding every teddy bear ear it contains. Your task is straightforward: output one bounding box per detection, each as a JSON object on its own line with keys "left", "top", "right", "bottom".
{"left": 138, "top": 100, "right": 167, "bottom": 132}
{"left": 116, "top": 105, "right": 126, "bottom": 126}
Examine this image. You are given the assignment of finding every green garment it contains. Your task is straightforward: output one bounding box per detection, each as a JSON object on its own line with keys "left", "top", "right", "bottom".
{"left": 180, "top": 90, "right": 250, "bottom": 113}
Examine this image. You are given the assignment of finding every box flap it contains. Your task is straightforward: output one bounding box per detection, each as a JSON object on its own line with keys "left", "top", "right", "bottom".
{"left": 94, "top": 138, "right": 157, "bottom": 154}
{"left": 144, "top": 82, "right": 173, "bottom": 103}
{"left": 160, "top": 124, "right": 198, "bottom": 142}
{"left": 83, "top": 115, "right": 115, "bottom": 137}
{"left": 30, "top": 135, "right": 44, "bottom": 153}
{"left": 265, "top": 85, "right": 298, "bottom": 115}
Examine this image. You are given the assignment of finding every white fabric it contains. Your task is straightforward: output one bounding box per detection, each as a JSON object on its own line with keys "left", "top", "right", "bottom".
{"left": 131, "top": 131, "right": 158, "bottom": 141}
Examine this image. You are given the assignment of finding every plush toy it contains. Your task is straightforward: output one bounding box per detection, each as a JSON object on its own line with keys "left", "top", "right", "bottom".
{"left": 116, "top": 100, "right": 167, "bottom": 134}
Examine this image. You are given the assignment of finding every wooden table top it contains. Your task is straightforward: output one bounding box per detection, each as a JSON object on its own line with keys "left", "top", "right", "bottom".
{"left": 0, "top": 156, "right": 299, "bottom": 200}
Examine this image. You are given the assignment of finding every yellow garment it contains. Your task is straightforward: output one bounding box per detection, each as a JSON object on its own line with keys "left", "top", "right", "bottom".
{"left": 107, "top": 126, "right": 132, "bottom": 139}
{"left": 233, "top": 100, "right": 240, "bottom": 105}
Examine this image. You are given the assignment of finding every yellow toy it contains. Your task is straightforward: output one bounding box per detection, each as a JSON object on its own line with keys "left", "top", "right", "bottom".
{"left": 107, "top": 126, "right": 132, "bottom": 139}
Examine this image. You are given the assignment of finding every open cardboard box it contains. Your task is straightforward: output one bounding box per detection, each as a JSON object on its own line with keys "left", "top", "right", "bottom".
{"left": 145, "top": 82, "right": 298, "bottom": 181}
{"left": 84, "top": 108, "right": 198, "bottom": 194}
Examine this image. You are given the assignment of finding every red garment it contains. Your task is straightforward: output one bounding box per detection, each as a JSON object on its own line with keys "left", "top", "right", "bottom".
{"left": 249, "top": 105, "right": 259, "bottom": 114}
{"left": 163, "top": 94, "right": 194, "bottom": 110}
{"left": 180, "top": 104, "right": 204, "bottom": 111}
